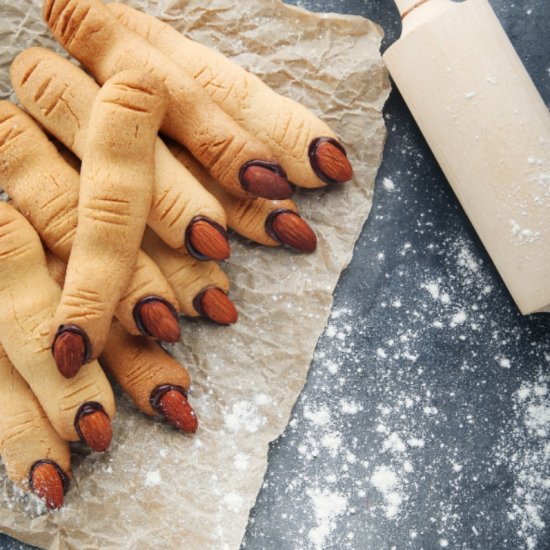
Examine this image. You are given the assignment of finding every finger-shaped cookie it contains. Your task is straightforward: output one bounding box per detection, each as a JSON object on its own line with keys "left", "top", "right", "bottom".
{"left": 101, "top": 321, "right": 198, "bottom": 434}
{"left": 168, "top": 141, "right": 317, "bottom": 252}
{"left": 53, "top": 70, "right": 166, "bottom": 375}
{"left": 0, "top": 101, "right": 181, "bottom": 359}
{"left": 47, "top": 253, "right": 198, "bottom": 434}
{"left": 43, "top": 0, "right": 293, "bottom": 201}
{"left": 142, "top": 229, "right": 238, "bottom": 326}
{"left": 0, "top": 203, "right": 115, "bottom": 451}
{"left": 109, "top": 3, "right": 353, "bottom": 189}
{"left": 10, "top": 47, "right": 230, "bottom": 261}
{"left": 0, "top": 346, "right": 71, "bottom": 510}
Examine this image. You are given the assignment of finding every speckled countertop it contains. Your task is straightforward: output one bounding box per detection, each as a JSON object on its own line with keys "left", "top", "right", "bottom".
{"left": 2, "top": 1, "right": 549, "bottom": 549}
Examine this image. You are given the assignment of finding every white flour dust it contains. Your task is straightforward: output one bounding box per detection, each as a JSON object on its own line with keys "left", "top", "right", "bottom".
{"left": 371, "top": 465, "right": 402, "bottom": 519}
{"left": 496, "top": 377, "right": 550, "bottom": 550}
{"left": 307, "top": 488, "right": 348, "bottom": 549}
{"left": 511, "top": 220, "right": 542, "bottom": 244}
{"left": 144, "top": 470, "right": 162, "bottom": 487}
{"left": 256, "top": 223, "right": 549, "bottom": 549}
{"left": 382, "top": 177, "right": 396, "bottom": 191}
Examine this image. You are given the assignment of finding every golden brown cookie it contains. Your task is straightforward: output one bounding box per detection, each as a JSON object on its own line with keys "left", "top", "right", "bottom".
{"left": 109, "top": 3, "right": 353, "bottom": 188}
{"left": 0, "top": 101, "right": 180, "bottom": 351}
{"left": 0, "top": 203, "right": 115, "bottom": 452}
{"left": 10, "top": 47, "right": 229, "bottom": 260}
{"left": 0, "top": 345, "right": 71, "bottom": 509}
{"left": 47, "top": 254, "right": 198, "bottom": 434}
{"left": 53, "top": 70, "right": 167, "bottom": 375}
{"left": 43, "top": 0, "right": 293, "bottom": 201}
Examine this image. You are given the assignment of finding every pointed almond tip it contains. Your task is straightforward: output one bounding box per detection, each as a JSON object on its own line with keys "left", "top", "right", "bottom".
{"left": 155, "top": 388, "right": 198, "bottom": 434}
{"left": 134, "top": 297, "right": 181, "bottom": 343}
{"left": 187, "top": 218, "right": 230, "bottom": 261}
{"left": 29, "top": 461, "right": 67, "bottom": 510}
{"left": 240, "top": 162, "right": 293, "bottom": 200}
{"left": 52, "top": 327, "right": 89, "bottom": 378}
{"left": 309, "top": 137, "right": 353, "bottom": 184}
{"left": 195, "top": 287, "right": 238, "bottom": 325}
{"left": 269, "top": 211, "right": 317, "bottom": 253}
{"left": 75, "top": 403, "right": 112, "bottom": 452}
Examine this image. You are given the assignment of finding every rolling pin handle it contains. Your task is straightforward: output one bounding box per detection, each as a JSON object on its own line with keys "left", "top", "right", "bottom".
{"left": 396, "top": 0, "right": 457, "bottom": 19}
{"left": 395, "top": 0, "right": 432, "bottom": 18}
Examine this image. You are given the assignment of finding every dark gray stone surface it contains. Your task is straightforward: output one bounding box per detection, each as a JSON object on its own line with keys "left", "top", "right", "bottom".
{"left": 2, "top": 1, "right": 549, "bottom": 549}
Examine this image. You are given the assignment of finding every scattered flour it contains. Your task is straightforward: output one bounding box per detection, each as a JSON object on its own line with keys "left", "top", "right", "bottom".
{"left": 407, "top": 437, "right": 425, "bottom": 448}
{"left": 321, "top": 432, "right": 342, "bottom": 456}
{"left": 234, "top": 453, "right": 250, "bottom": 471}
{"left": 511, "top": 220, "right": 541, "bottom": 244}
{"left": 307, "top": 488, "right": 348, "bottom": 549}
{"left": 144, "top": 470, "right": 161, "bottom": 487}
{"left": 450, "top": 310, "right": 467, "bottom": 327}
{"left": 371, "top": 466, "right": 403, "bottom": 519}
{"left": 422, "top": 281, "right": 440, "bottom": 300}
{"left": 225, "top": 400, "right": 266, "bottom": 433}
{"left": 497, "top": 378, "right": 550, "bottom": 550}
{"left": 304, "top": 404, "right": 331, "bottom": 426}
{"left": 341, "top": 400, "right": 360, "bottom": 415}
{"left": 259, "top": 238, "right": 549, "bottom": 549}
{"left": 457, "top": 247, "right": 479, "bottom": 273}
{"left": 421, "top": 281, "right": 450, "bottom": 304}
{"left": 223, "top": 492, "right": 244, "bottom": 512}
{"left": 254, "top": 393, "right": 272, "bottom": 406}
{"left": 383, "top": 433, "right": 407, "bottom": 454}
{"left": 382, "top": 177, "right": 396, "bottom": 191}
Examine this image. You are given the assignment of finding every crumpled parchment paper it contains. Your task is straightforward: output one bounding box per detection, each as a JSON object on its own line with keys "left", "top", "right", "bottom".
{"left": 0, "top": 0, "right": 390, "bottom": 547}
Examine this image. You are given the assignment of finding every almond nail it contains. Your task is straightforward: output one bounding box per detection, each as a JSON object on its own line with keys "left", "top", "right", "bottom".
{"left": 52, "top": 325, "right": 89, "bottom": 378}
{"left": 134, "top": 296, "right": 180, "bottom": 343}
{"left": 152, "top": 385, "right": 198, "bottom": 433}
{"left": 29, "top": 461, "right": 68, "bottom": 510}
{"left": 193, "top": 287, "right": 238, "bottom": 325}
{"left": 186, "top": 217, "right": 230, "bottom": 261}
{"left": 240, "top": 161, "right": 293, "bottom": 200}
{"left": 266, "top": 210, "right": 317, "bottom": 253}
{"left": 75, "top": 402, "right": 112, "bottom": 452}
{"left": 309, "top": 137, "right": 353, "bottom": 184}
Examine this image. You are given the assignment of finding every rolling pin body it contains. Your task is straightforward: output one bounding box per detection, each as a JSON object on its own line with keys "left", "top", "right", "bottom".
{"left": 384, "top": 0, "right": 550, "bottom": 314}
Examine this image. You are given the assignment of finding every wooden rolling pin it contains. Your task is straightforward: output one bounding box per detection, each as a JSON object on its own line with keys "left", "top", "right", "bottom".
{"left": 383, "top": 0, "right": 550, "bottom": 314}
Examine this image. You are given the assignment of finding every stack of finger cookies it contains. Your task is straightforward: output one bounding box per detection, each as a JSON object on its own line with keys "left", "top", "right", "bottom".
{"left": 0, "top": 0, "right": 353, "bottom": 511}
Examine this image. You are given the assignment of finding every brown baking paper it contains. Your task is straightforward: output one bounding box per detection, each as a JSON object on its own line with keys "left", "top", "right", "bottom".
{"left": 0, "top": 0, "right": 390, "bottom": 547}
